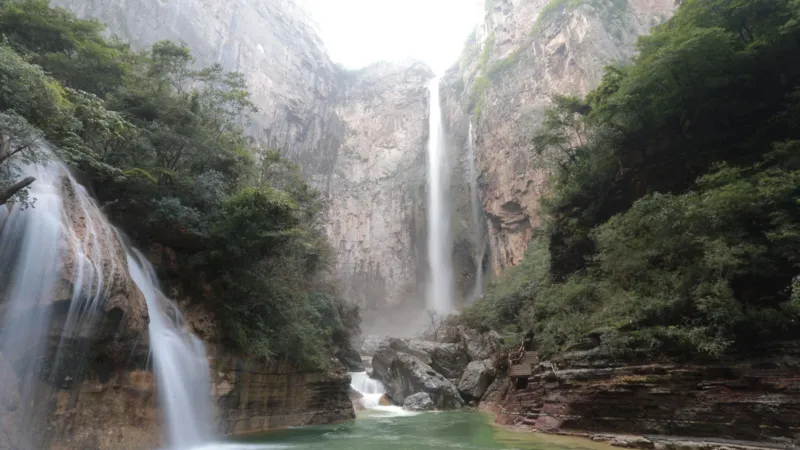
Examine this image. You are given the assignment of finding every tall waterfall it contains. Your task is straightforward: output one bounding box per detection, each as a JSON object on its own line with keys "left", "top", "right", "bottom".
{"left": 426, "top": 77, "right": 454, "bottom": 315}
{"left": 466, "top": 123, "right": 486, "bottom": 301}
{"left": 0, "top": 149, "right": 215, "bottom": 449}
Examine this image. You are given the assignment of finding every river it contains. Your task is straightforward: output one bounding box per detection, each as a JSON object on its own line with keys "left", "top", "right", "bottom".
{"left": 230, "top": 410, "right": 615, "bottom": 450}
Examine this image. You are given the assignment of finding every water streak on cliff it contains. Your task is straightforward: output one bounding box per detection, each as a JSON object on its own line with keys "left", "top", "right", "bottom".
{"left": 466, "top": 122, "right": 486, "bottom": 301}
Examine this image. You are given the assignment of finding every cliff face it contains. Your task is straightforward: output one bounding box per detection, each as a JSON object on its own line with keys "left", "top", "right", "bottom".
{"left": 52, "top": 0, "right": 432, "bottom": 313}
{"left": 50, "top": 0, "right": 345, "bottom": 181}
{"left": 489, "top": 342, "right": 800, "bottom": 446}
{"left": 326, "top": 62, "right": 433, "bottom": 313}
{"left": 24, "top": 351, "right": 353, "bottom": 449}
{"left": 441, "top": 0, "right": 676, "bottom": 275}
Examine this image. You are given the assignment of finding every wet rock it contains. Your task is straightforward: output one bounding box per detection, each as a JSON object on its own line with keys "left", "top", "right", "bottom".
{"left": 373, "top": 350, "right": 463, "bottom": 409}
{"left": 387, "top": 338, "right": 470, "bottom": 380}
{"left": 457, "top": 359, "right": 496, "bottom": 401}
{"left": 336, "top": 343, "right": 365, "bottom": 372}
{"left": 403, "top": 392, "right": 435, "bottom": 411}
{"left": 350, "top": 388, "right": 365, "bottom": 411}
{"left": 378, "top": 394, "right": 393, "bottom": 406}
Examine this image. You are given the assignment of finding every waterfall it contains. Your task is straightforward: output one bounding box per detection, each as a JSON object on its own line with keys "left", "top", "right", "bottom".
{"left": 127, "top": 249, "right": 214, "bottom": 449}
{"left": 350, "top": 372, "right": 388, "bottom": 409}
{"left": 426, "top": 77, "right": 454, "bottom": 315}
{"left": 466, "top": 123, "right": 486, "bottom": 301}
{"left": 0, "top": 147, "right": 214, "bottom": 449}
{"left": 349, "top": 371, "right": 414, "bottom": 416}
{"left": 0, "top": 161, "right": 67, "bottom": 448}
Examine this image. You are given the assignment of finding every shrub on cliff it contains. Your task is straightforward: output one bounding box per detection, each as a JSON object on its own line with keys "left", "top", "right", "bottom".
{"left": 463, "top": 0, "right": 800, "bottom": 358}
{"left": 0, "top": 0, "right": 357, "bottom": 369}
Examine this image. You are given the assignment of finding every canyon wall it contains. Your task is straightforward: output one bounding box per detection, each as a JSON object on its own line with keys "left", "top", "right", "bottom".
{"left": 50, "top": 0, "right": 433, "bottom": 312}
{"left": 442, "top": 0, "right": 677, "bottom": 276}
{"left": 326, "top": 62, "right": 432, "bottom": 314}
{"left": 19, "top": 349, "right": 353, "bottom": 449}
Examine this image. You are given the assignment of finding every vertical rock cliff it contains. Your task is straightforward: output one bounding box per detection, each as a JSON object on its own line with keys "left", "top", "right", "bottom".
{"left": 50, "top": 0, "right": 346, "bottom": 181}
{"left": 442, "top": 0, "right": 677, "bottom": 276}
{"left": 326, "top": 62, "right": 433, "bottom": 314}
{"left": 50, "top": 0, "right": 434, "bottom": 313}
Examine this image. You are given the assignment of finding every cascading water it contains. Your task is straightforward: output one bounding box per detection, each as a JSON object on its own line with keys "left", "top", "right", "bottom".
{"left": 350, "top": 372, "right": 388, "bottom": 409}
{"left": 466, "top": 123, "right": 487, "bottom": 301}
{"left": 349, "top": 371, "right": 415, "bottom": 416}
{"left": 0, "top": 146, "right": 216, "bottom": 449}
{"left": 426, "top": 77, "right": 455, "bottom": 315}
{"left": 127, "top": 249, "right": 214, "bottom": 449}
{"left": 0, "top": 160, "right": 67, "bottom": 448}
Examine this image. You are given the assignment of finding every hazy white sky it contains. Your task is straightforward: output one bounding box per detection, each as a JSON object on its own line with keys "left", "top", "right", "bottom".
{"left": 304, "top": 0, "right": 483, "bottom": 74}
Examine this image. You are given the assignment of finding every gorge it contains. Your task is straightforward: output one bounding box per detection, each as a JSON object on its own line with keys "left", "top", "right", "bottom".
{"left": 1, "top": 0, "right": 800, "bottom": 448}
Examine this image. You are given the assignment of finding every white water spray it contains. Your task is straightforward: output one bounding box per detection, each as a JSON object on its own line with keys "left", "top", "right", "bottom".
{"left": 0, "top": 146, "right": 215, "bottom": 449}
{"left": 350, "top": 371, "right": 387, "bottom": 409}
{"left": 349, "top": 372, "right": 415, "bottom": 416}
{"left": 426, "top": 77, "right": 454, "bottom": 315}
{"left": 466, "top": 123, "right": 486, "bottom": 301}
{"left": 128, "top": 249, "right": 214, "bottom": 449}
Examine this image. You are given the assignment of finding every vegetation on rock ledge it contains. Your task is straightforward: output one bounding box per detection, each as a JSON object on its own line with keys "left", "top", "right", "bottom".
{"left": 0, "top": 0, "right": 358, "bottom": 369}
{"left": 464, "top": 0, "right": 800, "bottom": 359}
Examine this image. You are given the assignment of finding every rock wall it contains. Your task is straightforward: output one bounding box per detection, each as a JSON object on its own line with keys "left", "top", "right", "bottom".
{"left": 490, "top": 342, "right": 800, "bottom": 446}
{"left": 50, "top": 0, "right": 345, "bottom": 182}
{"left": 31, "top": 351, "right": 353, "bottom": 449}
{"left": 326, "top": 62, "right": 432, "bottom": 313}
{"left": 441, "top": 0, "right": 677, "bottom": 276}
{"left": 52, "top": 0, "right": 433, "bottom": 313}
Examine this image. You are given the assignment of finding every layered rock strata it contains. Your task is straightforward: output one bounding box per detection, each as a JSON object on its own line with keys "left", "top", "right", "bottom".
{"left": 489, "top": 342, "right": 800, "bottom": 446}
{"left": 24, "top": 349, "right": 353, "bottom": 449}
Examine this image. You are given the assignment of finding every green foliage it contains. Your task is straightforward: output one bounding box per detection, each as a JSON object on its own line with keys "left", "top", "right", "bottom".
{"left": 0, "top": 0, "right": 357, "bottom": 369}
{"left": 463, "top": 0, "right": 800, "bottom": 358}
{"left": 536, "top": 0, "right": 628, "bottom": 30}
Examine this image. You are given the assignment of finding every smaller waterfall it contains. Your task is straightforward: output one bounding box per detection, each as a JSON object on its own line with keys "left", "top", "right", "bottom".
{"left": 349, "top": 372, "right": 415, "bottom": 416}
{"left": 426, "top": 77, "right": 455, "bottom": 315}
{"left": 350, "top": 372, "right": 388, "bottom": 409}
{"left": 466, "top": 123, "right": 486, "bottom": 301}
{"left": 127, "top": 249, "right": 214, "bottom": 449}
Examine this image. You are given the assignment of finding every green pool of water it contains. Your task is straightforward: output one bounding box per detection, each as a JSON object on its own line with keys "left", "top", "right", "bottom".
{"left": 233, "top": 410, "right": 615, "bottom": 450}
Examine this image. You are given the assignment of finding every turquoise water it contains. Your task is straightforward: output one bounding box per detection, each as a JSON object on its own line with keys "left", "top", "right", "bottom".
{"left": 232, "top": 410, "right": 614, "bottom": 450}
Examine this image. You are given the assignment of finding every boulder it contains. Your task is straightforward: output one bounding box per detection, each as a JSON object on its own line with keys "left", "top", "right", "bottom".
{"left": 457, "top": 359, "right": 496, "bottom": 401}
{"left": 403, "top": 392, "right": 435, "bottom": 411}
{"left": 336, "top": 343, "right": 365, "bottom": 372}
{"left": 459, "top": 327, "right": 504, "bottom": 360}
{"left": 386, "top": 338, "right": 470, "bottom": 380}
{"left": 373, "top": 350, "right": 463, "bottom": 409}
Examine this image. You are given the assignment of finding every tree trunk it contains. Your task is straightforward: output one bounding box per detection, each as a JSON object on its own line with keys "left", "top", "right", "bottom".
{"left": 0, "top": 176, "right": 35, "bottom": 204}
